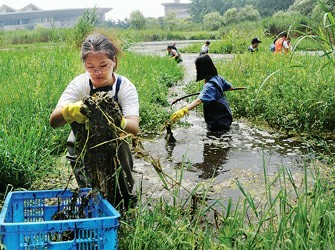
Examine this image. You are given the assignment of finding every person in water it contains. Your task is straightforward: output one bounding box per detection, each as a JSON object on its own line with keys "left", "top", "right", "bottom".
{"left": 170, "top": 54, "right": 233, "bottom": 131}
{"left": 167, "top": 45, "right": 183, "bottom": 63}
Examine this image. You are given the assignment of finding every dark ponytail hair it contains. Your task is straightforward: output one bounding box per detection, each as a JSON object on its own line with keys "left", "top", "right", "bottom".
{"left": 195, "top": 54, "right": 218, "bottom": 82}
{"left": 81, "top": 33, "right": 121, "bottom": 69}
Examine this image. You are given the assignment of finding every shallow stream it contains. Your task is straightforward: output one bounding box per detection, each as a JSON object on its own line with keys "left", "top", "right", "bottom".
{"left": 130, "top": 41, "right": 315, "bottom": 203}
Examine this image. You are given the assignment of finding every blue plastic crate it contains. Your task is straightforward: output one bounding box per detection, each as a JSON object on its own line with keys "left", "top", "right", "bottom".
{"left": 0, "top": 188, "right": 120, "bottom": 249}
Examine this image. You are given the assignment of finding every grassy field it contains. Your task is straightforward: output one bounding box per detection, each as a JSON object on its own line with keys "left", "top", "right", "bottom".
{"left": 0, "top": 27, "right": 334, "bottom": 249}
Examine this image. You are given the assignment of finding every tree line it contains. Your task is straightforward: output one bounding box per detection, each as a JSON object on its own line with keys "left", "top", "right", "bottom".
{"left": 102, "top": 0, "right": 333, "bottom": 34}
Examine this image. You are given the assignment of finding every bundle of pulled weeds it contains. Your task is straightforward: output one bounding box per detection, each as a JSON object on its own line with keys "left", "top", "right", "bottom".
{"left": 71, "top": 92, "right": 190, "bottom": 210}
{"left": 74, "top": 92, "right": 125, "bottom": 207}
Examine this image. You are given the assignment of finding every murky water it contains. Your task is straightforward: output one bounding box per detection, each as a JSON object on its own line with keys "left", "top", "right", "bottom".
{"left": 130, "top": 41, "right": 314, "bottom": 202}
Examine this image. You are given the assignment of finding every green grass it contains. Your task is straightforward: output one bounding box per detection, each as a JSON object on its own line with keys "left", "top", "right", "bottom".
{"left": 0, "top": 43, "right": 183, "bottom": 192}
{"left": 118, "top": 160, "right": 335, "bottom": 249}
{"left": 0, "top": 44, "right": 80, "bottom": 192}
{"left": 181, "top": 35, "right": 323, "bottom": 54}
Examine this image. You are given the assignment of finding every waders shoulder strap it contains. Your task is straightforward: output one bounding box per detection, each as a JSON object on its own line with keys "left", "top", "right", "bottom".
{"left": 114, "top": 75, "right": 122, "bottom": 103}
{"left": 89, "top": 75, "right": 122, "bottom": 101}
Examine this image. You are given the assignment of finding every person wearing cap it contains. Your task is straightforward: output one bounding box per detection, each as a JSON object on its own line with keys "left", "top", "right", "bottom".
{"left": 248, "top": 37, "right": 262, "bottom": 52}
{"left": 200, "top": 41, "right": 211, "bottom": 55}
{"left": 170, "top": 54, "right": 234, "bottom": 132}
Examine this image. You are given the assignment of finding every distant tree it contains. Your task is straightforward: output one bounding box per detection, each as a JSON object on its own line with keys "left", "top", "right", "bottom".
{"left": 190, "top": 0, "right": 254, "bottom": 23}
{"left": 310, "top": 4, "right": 324, "bottom": 24}
{"left": 310, "top": 0, "right": 335, "bottom": 24}
{"left": 322, "top": 0, "right": 335, "bottom": 12}
{"left": 145, "top": 17, "right": 161, "bottom": 30}
{"left": 263, "top": 10, "right": 308, "bottom": 36}
{"left": 157, "top": 16, "right": 165, "bottom": 26}
{"left": 222, "top": 5, "right": 260, "bottom": 25}
{"left": 288, "top": 0, "right": 317, "bottom": 16}
{"left": 102, "top": 19, "right": 130, "bottom": 29}
{"left": 164, "top": 12, "right": 179, "bottom": 31}
{"left": 72, "top": 8, "right": 99, "bottom": 48}
{"left": 190, "top": 0, "right": 212, "bottom": 23}
{"left": 222, "top": 8, "right": 239, "bottom": 25}
{"left": 238, "top": 5, "right": 261, "bottom": 22}
{"left": 219, "top": 0, "right": 254, "bottom": 14}
{"left": 203, "top": 12, "right": 224, "bottom": 31}
{"left": 129, "top": 10, "right": 146, "bottom": 29}
{"left": 256, "top": 0, "right": 295, "bottom": 17}
{"left": 179, "top": 18, "right": 197, "bottom": 31}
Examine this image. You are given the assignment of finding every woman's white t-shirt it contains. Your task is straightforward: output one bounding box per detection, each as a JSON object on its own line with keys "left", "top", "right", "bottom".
{"left": 56, "top": 72, "right": 139, "bottom": 117}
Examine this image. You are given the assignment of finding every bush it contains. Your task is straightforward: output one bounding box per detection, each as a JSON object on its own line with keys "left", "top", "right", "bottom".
{"left": 262, "top": 11, "right": 309, "bottom": 37}
{"left": 70, "top": 8, "right": 100, "bottom": 48}
{"left": 203, "top": 12, "right": 224, "bottom": 31}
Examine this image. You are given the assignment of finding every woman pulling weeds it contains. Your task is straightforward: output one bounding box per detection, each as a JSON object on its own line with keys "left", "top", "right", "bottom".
{"left": 50, "top": 33, "right": 139, "bottom": 211}
{"left": 170, "top": 54, "right": 234, "bottom": 131}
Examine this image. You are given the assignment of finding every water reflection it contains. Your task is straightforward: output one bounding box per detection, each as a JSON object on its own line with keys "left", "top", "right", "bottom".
{"left": 193, "top": 142, "right": 230, "bottom": 179}
{"left": 160, "top": 121, "right": 309, "bottom": 181}
{"left": 165, "top": 140, "right": 176, "bottom": 159}
{"left": 164, "top": 128, "right": 233, "bottom": 179}
{"left": 193, "top": 131, "right": 231, "bottom": 179}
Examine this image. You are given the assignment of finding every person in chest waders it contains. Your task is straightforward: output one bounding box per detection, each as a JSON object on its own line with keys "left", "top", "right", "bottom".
{"left": 170, "top": 54, "right": 234, "bottom": 131}
{"left": 49, "top": 33, "right": 139, "bottom": 211}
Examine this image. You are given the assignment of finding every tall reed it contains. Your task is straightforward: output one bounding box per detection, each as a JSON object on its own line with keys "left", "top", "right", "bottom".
{"left": 0, "top": 44, "right": 81, "bottom": 192}
{"left": 118, "top": 156, "right": 335, "bottom": 249}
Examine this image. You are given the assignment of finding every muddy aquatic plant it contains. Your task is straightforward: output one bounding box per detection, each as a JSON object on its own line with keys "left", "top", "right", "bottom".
{"left": 73, "top": 92, "right": 134, "bottom": 211}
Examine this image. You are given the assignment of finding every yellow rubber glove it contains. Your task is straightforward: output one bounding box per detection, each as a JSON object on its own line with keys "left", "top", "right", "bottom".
{"left": 61, "top": 101, "right": 86, "bottom": 124}
{"left": 120, "top": 116, "right": 127, "bottom": 129}
{"left": 170, "top": 107, "right": 189, "bottom": 122}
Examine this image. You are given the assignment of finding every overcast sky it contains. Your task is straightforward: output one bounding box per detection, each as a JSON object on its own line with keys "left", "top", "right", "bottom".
{"left": 0, "top": 0, "right": 190, "bottom": 21}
